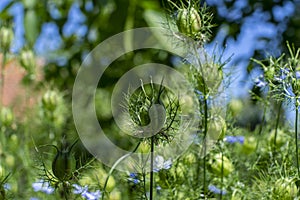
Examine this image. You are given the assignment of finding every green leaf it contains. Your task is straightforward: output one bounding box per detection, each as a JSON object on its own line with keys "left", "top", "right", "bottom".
{"left": 24, "top": 9, "right": 39, "bottom": 46}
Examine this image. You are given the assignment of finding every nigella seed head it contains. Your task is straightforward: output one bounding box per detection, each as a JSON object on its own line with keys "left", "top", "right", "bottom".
{"left": 42, "top": 90, "right": 60, "bottom": 111}
{"left": 126, "top": 78, "right": 180, "bottom": 145}
{"left": 19, "top": 49, "right": 36, "bottom": 74}
{"left": 51, "top": 139, "right": 78, "bottom": 181}
{"left": 0, "top": 27, "right": 14, "bottom": 51}
{"left": 176, "top": 7, "right": 201, "bottom": 38}
{"left": 0, "top": 107, "right": 14, "bottom": 128}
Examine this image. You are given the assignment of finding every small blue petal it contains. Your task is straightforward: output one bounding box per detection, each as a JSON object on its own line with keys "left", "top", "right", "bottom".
{"left": 254, "top": 76, "right": 267, "bottom": 87}
{"left": 237, "top": 136, "right": 245, "bottom": 144}
{"left": 32, "top": 180, "right": 54, "bottom": 194}
{"left": 129, "top": 173, "right": 137, "bottom": 178}
{"left": 133, "top": 179, "right": 139, "bottom": 184}
{"left": 30, "top": 198, "right": 40, "bottom": 200}
{"left": 3, "top": 183, "right": 11, "bottom": 190}
{"left": 163, "top": 159, "right": 172, "bottom": 170}
{"left": 208, "top": 185, "right": 227, "bottom": 195}
{"left": 296, "top": 71, "right": 300, "bottom": 79}
{"left": 225, "top": 136, "right": 237, "bottom": 143}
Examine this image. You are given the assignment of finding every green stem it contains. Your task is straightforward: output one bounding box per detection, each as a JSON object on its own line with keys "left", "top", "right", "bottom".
{"left": 273, "top": 102, "right": 282, "bottom": 153}
{"left": 203, "top": 95, "right": 208, "bottom": 196}
{"left": 295, "top": 103, "right": 299, "bottom": 178}
{"left": 0, "top": 50, "right": 7, "bottom": 107}
{"left": 102, "top": 142, "right": 140, "bottom": 200}
{"left": 255, "top": 103, "right": 267, "bottom": 153}
{"left": 149, "top": 136, "right": 154, "bottom": 200}
{"left": 220, "top": 144, "right": 224, "bottom": 200}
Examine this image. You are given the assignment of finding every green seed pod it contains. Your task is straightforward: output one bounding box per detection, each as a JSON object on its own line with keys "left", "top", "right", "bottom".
{"left": 52, "top": 140, "right": 77, "bottom": 181}
{"left": 228, "top": 99, "right": 243, "bottom": 117}
{"left": 195, "top": 62, "right": 223, "bottom": 94}
{"left": 0, "top": 107, "right": 14, "bottom": 128}
{"left": 139, "top": 109, "right": 150, "bottom": 126}
{"left": 24, "top": 9, "right": 39, "bottom": 46}
{"left": 176, "top": 7, "right": 201, "bottom": 37}
{"left": 23, "top": 0, "right": 37, "bottom": 9}
{"left": 208, "top": 153, "right": 234, "bottom": 177}
{"left": 268, "top": 129, "right": 288, "bottom": 149}
{"left": 183, "top": 153, "right": 197, "bottom": 165}
{"left": 19, "top": 49, "right": 36, "bottom": 73}
{"left": 0, "top": 27, "right": 14, "bottom": 51}
{"left": 207, "top": 116, "right": 227, "bottom": 140}
{"left": 238, "top": 136, "right": 256, "bottom": 155}
{"left": 42, "top": 90, "right": 59, "bottom": 111}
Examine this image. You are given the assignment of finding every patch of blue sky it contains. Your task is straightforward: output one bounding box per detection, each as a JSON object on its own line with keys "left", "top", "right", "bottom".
{"left": 0, "top": 1, "right": 88, "bottom": 55}
{"left": 0, "top": 0, "right": 11, "bottom": 12}
{"left": 205, "top": 0, "right": 296, "bottom": 98}
{"left": 273, "top": 1, "right": 295, "bottom": 22}
{"left": 9, "top": 2, "right": 24, "bottom": 53}
{"left": 34, "top": 22, "right": 63, "bottom": 55}
{"left": 48, "top": 3, "right": 62, "bottom": 20}
{"left": 0, "top": 0, "right": 24, "bottom": 53}
{"left": 63, "top": 3, "right": 87, "bottom": 38}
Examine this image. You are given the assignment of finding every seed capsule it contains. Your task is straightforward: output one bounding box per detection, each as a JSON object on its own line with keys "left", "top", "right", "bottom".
{"left": 0, "top": 27, "right": 13, "bottom": 51}
{"left": 42, "top": 90, "right": 59, "bottom": 111}
{"left": 52, "top": 140, "right": 77, "bottom": 181}
{"left": 19, "top": 49, "right": 36, "bottom": 73}
{"left": 176, "top": 7, "right": 201, "bottom": 37}
{"left": 208, "top": 153, "right": 234, "bottom": 177}
{"left": 0, "top": 107, "right": 14, "bottom": 128}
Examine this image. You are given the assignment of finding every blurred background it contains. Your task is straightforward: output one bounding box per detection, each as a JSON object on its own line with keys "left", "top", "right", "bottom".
{"left": 1, "top": 0, "right": 300, "bottom": 95}
{"left": 1, "top": 0, "right": 300, "bottom": 128}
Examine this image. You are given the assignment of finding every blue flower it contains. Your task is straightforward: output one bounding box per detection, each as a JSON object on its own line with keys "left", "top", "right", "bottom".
{"left": 128, "top": 173, "right": 139, "bottom": 184}
{"left": 30, "top": 198, "right": 40, "bottom": 200}
{"left": 254, "top": 76, "right": 267, "bottom": 87}
{"left": 224, "top": 136, "right": 244, "bottom": 144}
{"left": 153, "top": 155, "right": 172, "bottom": 172}
{"left": 73, "top": 184, "right": 101, "bottom": 200}
{"left": 32, "top": 180, "right": 54, "bottom": 194}
{"left": 82, "top": 190, "right": 101, "bottom": 200}
{"left": 296, "top": 71, "right": 300, "bottom": 79}
{"left": 156, "top": 185, "right": 162, "bottom": 195}
{"left": 208, "top": 185, "right": 227, "bottom": 195}
{"left": 3, "top": 183, "right": 11, "bottom": 190}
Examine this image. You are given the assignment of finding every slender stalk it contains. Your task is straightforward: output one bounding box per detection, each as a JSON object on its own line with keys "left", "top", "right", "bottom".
{"left": 220, "top": 144, "right": 224, "bottom": 200}
{"left": 273, "top": 102, "right": 282, "bottom": 152}
{"left": 295, "top": 103, "right": 300, "bottom": 177}
{"left": 203, "top": 95, "right": 208, "bottom": 196}
{"left": 149, "top": 136, "right": 154, "bottom": 200}
{"left": 255, "top": 103, "right": 267, "bottom": 152}
{"left": 0, "top": 50, "right": 7, "bottom": 107}
{"left": 142, "top": 171, "right": 148, "bottom": 200}
{"left": 102, "top": 142, "right": 140, "bottom": 200}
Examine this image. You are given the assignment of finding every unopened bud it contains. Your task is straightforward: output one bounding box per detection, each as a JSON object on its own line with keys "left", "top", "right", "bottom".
{"left": 42, "top": 91, "right": 59, "bottom": 111}
{"left": 176, "top": 7, "right": 201, "bottom": 38}
{"left": 0, "top": 107, "right": 14, "bottom": 128}
{"left": 19, "top": 49, "right": 36, "bottom": 73}
{"left": 52, "top": 140, "right": 77, "bottom": 181}
{"left": 208, "top": 153, "right": 234, "bottom": 177}
{"left": 0, "top": 27, "right": 14, "bottom": 51}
